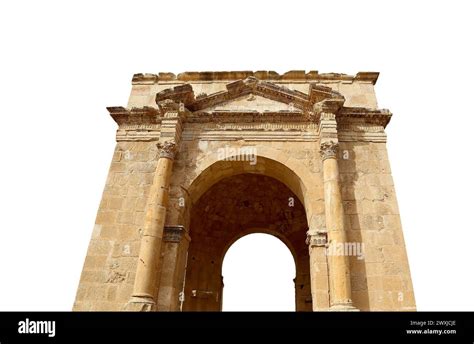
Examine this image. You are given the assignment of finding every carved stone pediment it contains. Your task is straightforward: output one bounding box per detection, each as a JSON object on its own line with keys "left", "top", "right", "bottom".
{"left": 154, "top": 77, "right": 345, "bottom": 116}
{"left": 107, "top": 72, "right": 392, "bottom": 143}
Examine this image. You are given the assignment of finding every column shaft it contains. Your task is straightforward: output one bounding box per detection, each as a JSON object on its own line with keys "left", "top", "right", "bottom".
{"left": 322, "top": 154, "right": 352, "bottom": 307}
{"left": 307, "top": 231, "right": 330, "bottom": 311}
{"left": 156, "top": 226, "right": 190, "bottom": 311}
{"left": 126, "top": 141, "right": 176, "bottom": 311}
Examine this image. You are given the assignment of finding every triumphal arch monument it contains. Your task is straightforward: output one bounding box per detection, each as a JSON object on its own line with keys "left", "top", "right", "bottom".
{"left": 74, "top": 70, "right": 415, "bottom": 311}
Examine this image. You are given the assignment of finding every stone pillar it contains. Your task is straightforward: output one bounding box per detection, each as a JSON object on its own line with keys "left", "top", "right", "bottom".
{"left": 316, "top": 108, "right": 358, "bottom": 311}
{"left": 306, "top": 230, "right": 330, "bottom": 311}
{"left": 125, "top": 141, "right": 177, "bottom": 311}
{"left": 124, "top": 99, "right": 186, "bottom": 311}
{"left": 320, "top": 139, "right": 357, "bottom": 311}
{"left": 156, "top": 225, "right": 191, "bottom": 311}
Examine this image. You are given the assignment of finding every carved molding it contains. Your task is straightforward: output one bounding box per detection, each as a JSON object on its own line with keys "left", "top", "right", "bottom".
{"left": 319, "top": 110, "right": 338, "bottom": 142}
{"left": 156, "top": 84, "right": 194, "bottom": 106}
{"left": 108, "top": 75, "right": 391, "bottom": 142}
{"left": 337, "top": 119, "right": 387, "bottom": 142}
{"left": 113, "top": 124, "right": 386, "bottom": 143}
{"left": 107, "top": 106, "right": 391, "bottom": 128}
{"left": 313, "top": 98, "right": 345, "bottom": 116}
{"left": 306, "top": 230, "right": 328, "bottom": 247}
{"left": 107, "top": 106, "right": 162, "bottom": 126}
{"left": 320, "top": 112, "right": 336, "bottom": 121}
{"left": 108, "top": 108, "right": 388, "bottom": 143}
{"left": 182, "top": 120, "right": 319, "bottom": 141}
{"left": 188, "top": 122, "right": 318, "bottom": 131}
{"left": 132, "top": 70, "right": 379, "bottom": 85}
{"left": 163, "top": 225, "right": 187, "bottom": 243}
{"left": 182, "top": 131, "right": 318, "bottom": 142}
{"left": 320, "top": 140, "right": 339, "bottom": 161}
{"left": 157, "top": 141, "right": 177, "bottom": 160}
{"left": 338, "top": 107, "right": 392, "bottom": 127}
{"left": 152, "top": 76, "right": 345, "bottom": 118}
{"left": 188, "top": 111, "right": 307, "bottom": 123}
{"left": 157, "top": 99, "right": 181, "bottom": 114}
{"left": 116, "top": 125, "right": 161, "bottom": 142}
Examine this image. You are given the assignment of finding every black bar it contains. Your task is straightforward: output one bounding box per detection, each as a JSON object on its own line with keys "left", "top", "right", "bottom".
{"left": 0, "top": 312, "right": 473, "bottom": 343}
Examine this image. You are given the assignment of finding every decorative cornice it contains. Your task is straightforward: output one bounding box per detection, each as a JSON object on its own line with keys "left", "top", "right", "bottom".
{"left": 354, "top": 72, "right": 379, "bottom": 84}
{"left": 132, "top": 71, "right": 379, "bottom": 85}
{"left": 156, "top": 84, "right": 194, "bottom": 108}
{"left": 187, "top": 111, "right": 309, "bottom": 123}
{"left": 338, "top": 107, "right": 392, "bottom": 128}
{"left": 320, "top": 112, "right": 336, "bottom": 121}
{"left": 313, "top": 98, "right": 345, "bottom": 116}
{"left": 116, "top": 124, "right": 161, "bottom": 142}
{"left": 108, "top": 74, "right": 390, "bottom": 143}
{"left": 153, "top": 76, "right": 346, "bottom": 119}
{"left": 107, "top": 106, "right": 162, "bottom": 126}
{"left": 309, "top": 85, "right": 345, "bottom": 105}
{"left": 107, "top": 105, "right": 390, "bottom": 143}
{"left": 320, "top": 140, "right": 339, "bottom": 161}
{"left": 157, "top": 141, "right": 177, "bottom": 160}
{"left": 157, "top": 99, "right": 181, "bottom": 114}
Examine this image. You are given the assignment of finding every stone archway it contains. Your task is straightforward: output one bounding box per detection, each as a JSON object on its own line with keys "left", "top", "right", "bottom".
{"left": 182, "top": 169, "right": 312, "bottom": 311}
{"left": 74, "top": 71, "right": 416, "bottom": 312}
{"left": 221, "top": 233, "right": 296, "bottom": 311}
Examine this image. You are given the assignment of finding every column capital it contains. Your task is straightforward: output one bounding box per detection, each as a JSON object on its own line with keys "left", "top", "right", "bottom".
{"left": 157, "top": 141, "right": 177, "bottom": 160}
{"left": 163, "top": 225, "right": 190, "bottom": 243}
{"left": 320, "top": 140, "right": 339, "bottom": 161}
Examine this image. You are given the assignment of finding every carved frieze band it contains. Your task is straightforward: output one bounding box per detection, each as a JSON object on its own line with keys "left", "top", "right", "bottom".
{"left": 133, "top": 71, "right": 379, "bottom": 85}
{"left": 115, "top": 128, "right": 386, "bottom": 143}
{"left": 109, "top": 79, "right": 390, "bottom": 143}
{"left": 114, "top": 123, "right": 386, "bottom": 142}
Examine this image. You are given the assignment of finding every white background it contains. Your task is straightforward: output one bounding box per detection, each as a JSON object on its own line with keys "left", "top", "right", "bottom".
{"left": 0, "top": 0, "right": 473, "bottom": 311}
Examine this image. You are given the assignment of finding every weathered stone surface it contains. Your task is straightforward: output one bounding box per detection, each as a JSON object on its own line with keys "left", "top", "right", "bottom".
{"left": 73, "top": 71, "right": 415, "bottom": 312}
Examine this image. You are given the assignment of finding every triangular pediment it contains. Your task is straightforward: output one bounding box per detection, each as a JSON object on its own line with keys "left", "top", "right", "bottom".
{"left": 203, "top": 94, "right": 298, "bottom": 112}
{"left": 155, "top": 77, "right": 345, "bottom": 114}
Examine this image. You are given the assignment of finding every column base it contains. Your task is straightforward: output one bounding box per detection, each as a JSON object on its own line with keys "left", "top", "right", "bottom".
{"left": 124, "top": 296, "right": 156, "bottom": 312}
{"left": 329, "top": 302, "right": 360, "bottom": 312}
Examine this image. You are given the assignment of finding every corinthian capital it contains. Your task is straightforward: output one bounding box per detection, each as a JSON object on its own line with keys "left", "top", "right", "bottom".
{"left": 157, "top": 141, "right": 177, "bottom": 160}
{"left": 320, "top": 140, "right": 339, "bottom": 161}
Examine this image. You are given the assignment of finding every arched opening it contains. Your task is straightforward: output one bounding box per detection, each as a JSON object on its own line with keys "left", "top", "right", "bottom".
{"left": 222, "top": 233, "right": 296, "bottom": 311}
{"left": 182, "top": 171, "right": 313, "bottom": 311}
